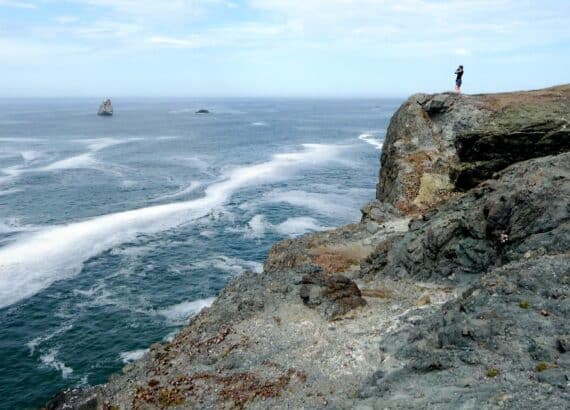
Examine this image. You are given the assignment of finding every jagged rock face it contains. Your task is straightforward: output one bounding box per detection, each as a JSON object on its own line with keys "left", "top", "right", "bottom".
{"left": 97, "top": 99, "right": 113, "bottom": 116}
{"left": 355, "top": 255, "right": 570, "bottom": 409}
{"left": 374, "top": 153, "right": 570, "bottom": 283}
{"left": 377, "top": 85, "right": 570, "bottom": 215}
{"left": 453, "top": 118, "right": 570, "bottom": 190}
{"left": 377, "top": 92, "right": 491, "bottom": 214}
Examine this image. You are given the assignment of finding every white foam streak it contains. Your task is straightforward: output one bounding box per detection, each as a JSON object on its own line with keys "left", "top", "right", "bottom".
{"left": 358, "top": 133, "right": 384, "bottom": 150}
{"left": 27, "top": 324, "right": 74, "bottom": 355}
{"left": 40, "top": 349, "right": 73, "bottom": 379}
{"left": 0, "top": 188, "right": 22, "bottom": 197}
{"left": 246, "top": 214, "right": 270, "bottom": 238}
{"left": 0, "top": 217, "right": 37, "bottom": 235}
{"left": 40, "top": 153, "right": 97, "bottom": 171}
{"left": 275, "top": 217, "right": 328, "bottom": 237}
{"left": 39, "top": 138, "right": 130, "bottom": 171}
{"left": 158, "top": 297, "right": 215, "bottom": 325}
{"left": 193, "top": 256, "right": 263, "bottom": 275}
{"left": 264, "top": 190, "right": 356, "bottom": 219}
{"left": 21, "top": 150, "right": 43, "bottom": 162}
{"left": 79, "top": 138, "right": 129, "bottom": 151}
{"left": 0, "top": 144, "right": 340, "bottom": 308}
{"left": 1, "top": 138, "right": 132, "bottom": 180}
{"left": 120, "top": 349, "right": 149, "bottom": 363}
{"left": 151, "top": 181, "right": 202, "bottom": 202}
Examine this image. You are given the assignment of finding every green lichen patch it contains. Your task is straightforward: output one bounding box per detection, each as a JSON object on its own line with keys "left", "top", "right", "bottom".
{"left": 518, "top": 301, "right": 530, "bottom": 309}
{"left": 485, "top": 367, "right": 501, "bottom": 378}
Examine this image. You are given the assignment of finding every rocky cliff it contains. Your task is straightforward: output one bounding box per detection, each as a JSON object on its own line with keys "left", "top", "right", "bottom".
{"left": 47, "top": 85, "right": 570, "bottom": 409}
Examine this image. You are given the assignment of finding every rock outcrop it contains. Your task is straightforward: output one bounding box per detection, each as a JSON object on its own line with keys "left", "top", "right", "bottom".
{"left": 377, "top": 85, "right": 569, "bottom": 214}
{"left": 47, "top": 85, "right": 570, "bottom": 409}
{"left": 97, "top": 99, "right": 113, "bottom": 116}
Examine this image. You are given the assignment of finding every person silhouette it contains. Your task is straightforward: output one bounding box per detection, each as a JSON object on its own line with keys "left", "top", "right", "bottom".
{"left": 455, "top": 65, "right": 464, "bottom": 93}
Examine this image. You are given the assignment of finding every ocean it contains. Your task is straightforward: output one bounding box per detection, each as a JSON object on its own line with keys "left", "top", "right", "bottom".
{"left": 0, "top": 98, "right": 399, "bottom": 409}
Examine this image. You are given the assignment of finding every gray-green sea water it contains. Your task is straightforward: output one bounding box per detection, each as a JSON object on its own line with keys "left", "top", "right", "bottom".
{"left": 0, "top": 98, "right": 399, "bottom": 408}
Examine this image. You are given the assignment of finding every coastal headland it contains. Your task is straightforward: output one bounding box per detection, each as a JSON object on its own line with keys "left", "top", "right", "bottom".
{"left": 48, "top": 85, "right": 570, "bottom": 409}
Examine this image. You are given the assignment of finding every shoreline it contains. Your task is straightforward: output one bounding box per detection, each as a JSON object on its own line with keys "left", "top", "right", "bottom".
{"left": 48, "top": 85, "right": 570, "bottom": 409}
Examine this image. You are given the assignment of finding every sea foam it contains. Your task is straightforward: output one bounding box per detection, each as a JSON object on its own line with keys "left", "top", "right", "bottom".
{"left": 358, "top": 132, "right": 384, "bottom": 150}
{"left": 157, "top": 297, "right": 215, "bottom": 325}
{"left": 39, "top": 349, "right": 73, "bottom": 379}
{"left": 0, "top": 144, "right": 341, "bottom": 308}
{"left": 120, "top": 349, "right": 149, "bottom": 363}
{"left": 275, "top": 217, "right": 327, "bottom": 237}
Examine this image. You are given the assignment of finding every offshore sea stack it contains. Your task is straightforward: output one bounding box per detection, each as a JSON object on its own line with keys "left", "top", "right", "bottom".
{"left": 48, "top": 85, "right": 569, "bottom": 409}
{"left": 97, "top": 99, "right": 113, "bottom": 116}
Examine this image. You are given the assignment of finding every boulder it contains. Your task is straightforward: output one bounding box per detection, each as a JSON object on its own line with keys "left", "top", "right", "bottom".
{"left": 97, "top": 99, "right": 113, "bottom": 116}
{"left": 300, "top": 266, "right": 366, "bottom": 320}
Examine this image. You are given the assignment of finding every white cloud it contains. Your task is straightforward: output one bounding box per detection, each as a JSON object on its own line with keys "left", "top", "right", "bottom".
{"left": 66, "top": 0, "right": 233, "bottom": 19}
{"left": 454, "top": 48, "right": 471, "bottom": 56}
{"left": 72, "top": 20, "right": 141, "bottom": 39}
{"left": 0, "top": 0, "right": 36, "bottom": 8}
{"left": 148, "top": 35, "right": 208, "bottom": 49}
{"left": 55, "top": 16, "right": 79, "bottom": 24}
{"left": 1, "top": 0, "right": 569, "bottom": 64}
{"left": 0, "top": 39, "right": 88, "bottom": 61}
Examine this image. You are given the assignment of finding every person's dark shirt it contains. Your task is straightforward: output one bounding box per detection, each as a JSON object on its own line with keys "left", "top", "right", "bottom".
{"left": 455, "top": 68, "right": 464, "bottom": 80}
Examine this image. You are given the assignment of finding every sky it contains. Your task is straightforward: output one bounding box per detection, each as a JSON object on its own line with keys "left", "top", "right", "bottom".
{"left": 0, "top": 0, "right": 568, "bottom": 97}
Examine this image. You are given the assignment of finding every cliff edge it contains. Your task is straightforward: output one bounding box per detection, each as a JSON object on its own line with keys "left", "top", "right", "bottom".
{"left": 47, "top": 86, "right": 570, "bottom": 409}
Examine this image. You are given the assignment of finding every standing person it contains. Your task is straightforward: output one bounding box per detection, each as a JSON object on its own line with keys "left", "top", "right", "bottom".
{"left": 455, "top": 65, "right": 464, "bottom": 93}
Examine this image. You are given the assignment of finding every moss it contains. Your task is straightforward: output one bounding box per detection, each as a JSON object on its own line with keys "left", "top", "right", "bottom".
{"left": 518, "top": 300, "right": 530, "bottom": 309}
{"left": 486, "top": 367, "right": 501, "bottom": 378}
{"left": 535, "top": 362, "right": 553, "bottom": 372}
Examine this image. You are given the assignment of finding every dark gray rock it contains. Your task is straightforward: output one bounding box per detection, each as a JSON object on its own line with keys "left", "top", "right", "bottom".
{"left": 377, "top": 85, "right": 570, "bottom": 215}
{"left": 355, "top": 255, "right": 570, "bottom": 408}
{"left": 452, "top": 120, "right": 570, "bottom": 190}
{"left": 45, "top": 387, "right": 101, "bottom": 410}
{"left": 360, "top": 200, "right": 401, "bottom": 223}
{"left": 558, "top": 336, "right": 570, "bottom": 353}
{"left": 97, "top": 99, "right": 113, "bottom": 116}
{"left": 422, "top": 93, "right": 455, "bottom": 114}
{"left": 537, "top": 369, "right": 569, "bottom": 389}
{"left": 300, "top": 266, "right": 366, "bottom": 320}
{"left": 380, "top": 153, "right": 570, "bottom": 283}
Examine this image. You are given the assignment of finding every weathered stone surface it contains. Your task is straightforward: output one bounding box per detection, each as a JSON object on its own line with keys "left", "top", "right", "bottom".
{"left": 360, "top": 200, "right": 401, "bottom": 223}
{"left": 300, "top": 266, "right": 366, "bottom": 320}
{"left": 453, "top": 119, "right": 570, "bottom": 190}
{"left": 377, "top": 92, "right": 490, "bottom": 214}
{"left": 377, "top": 85, "right": 570, "bottom": 214}
{"left": 45, "top": 387, "right": 101, "bottom": 410}
{"left": 353, "top": 255, "right": 570, "bottom": 409}
{"left": 97, "top": 99, "right": 113, "bottom": 116}
{"left": 558, "top": 336, "right": 570, "bottom": 353}
{"left": 379, "top": 153, "right": 570, "bottom": 283}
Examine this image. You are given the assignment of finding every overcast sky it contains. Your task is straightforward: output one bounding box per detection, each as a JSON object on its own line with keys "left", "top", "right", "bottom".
{"left": 0, "top": 0, "right": 568, "bottom": 97}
